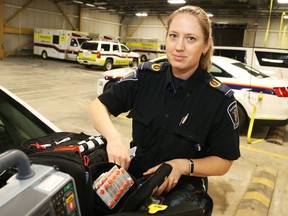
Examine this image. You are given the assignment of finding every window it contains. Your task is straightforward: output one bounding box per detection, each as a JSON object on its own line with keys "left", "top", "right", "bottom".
{"left": 70, "top": 38, "right": 78, "bottom": 47}
{"left": 160, "top": 44, "right": 166, "bottom": 51}
{"left": 81, "top": 42, "right": 98, "bottom": 50}
{"left": 101, "top": 44, "right": 110, "bottom": 51}
{"left": 113, "top": 44, "right": 119, "bottom": 51}
{"left": 210, "top": 64, "right": 232, "bottom": 78}
{"left": 0, "top": 90, "right": 55, "bottom": 154}
{"left": 255, "top": 51, "right": 288, "bottom": 68}
{"left": 77, "top": 38, "right": 88, "bottom": 46}
{"left": 214, "top": 49, "right": 246, "bottom": 63}
{"left": 121, "top": 45, "right": 130, "bottom": 53}
{"left": 52, "top": 35, "right": 59, "bottom": 44}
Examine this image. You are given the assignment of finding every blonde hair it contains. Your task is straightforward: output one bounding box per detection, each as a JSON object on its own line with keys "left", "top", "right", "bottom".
{"left": 166, "top": 5, "right": 214, "bottom": 71}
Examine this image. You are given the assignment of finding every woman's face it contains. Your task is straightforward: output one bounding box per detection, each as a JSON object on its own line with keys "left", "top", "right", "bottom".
{"left": 166, "top": 13, "right": 210, "bottom": 76}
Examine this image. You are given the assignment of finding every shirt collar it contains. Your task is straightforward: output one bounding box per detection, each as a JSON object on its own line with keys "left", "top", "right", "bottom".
{"left": 165, "top": 65, "right": 204, "bottom": 93}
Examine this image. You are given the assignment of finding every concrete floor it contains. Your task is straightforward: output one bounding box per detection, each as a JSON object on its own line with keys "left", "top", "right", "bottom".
{"left": 1, "top": 57, "right": 287, "bottom": 216}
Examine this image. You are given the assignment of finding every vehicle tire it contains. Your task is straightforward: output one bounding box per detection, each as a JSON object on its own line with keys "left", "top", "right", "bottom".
{"left": 132, "top": 58, "right": 139, "bottom": 67}
{"left": 103, "top": 59, "right": 113, "bottom": 71}
{"left": 141, "top": 55, "right": 147, "bottom": 62}
{"left": 238, "top": 104, "right": 248, "bottom": 132}
{"left": 41, "top": 51, "right": 48, "bottom": 59}
{"left": 85, "top": 65, "right": 93, "bottom": 68}
{"left": 104, "top": 81, "right": 116, "bottom": 92}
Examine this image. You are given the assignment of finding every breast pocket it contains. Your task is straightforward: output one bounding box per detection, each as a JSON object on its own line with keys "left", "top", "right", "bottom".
{"left": 173, "top": 127, "right": 206, "bottom": 156}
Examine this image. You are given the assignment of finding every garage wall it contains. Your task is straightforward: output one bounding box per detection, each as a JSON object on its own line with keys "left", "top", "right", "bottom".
{"left": 3, "top": 0, "right": 121, "bottom": 56}
{"left": 123, "top": 15, "right": 287, "bottom": 49}
{"left": 4, "top": 1, "right": 79, "bottom": 29}
{"left": 120, "top": 16, "right": 167, "bottom": 42}
{"left": 4, "top": 0, "right": 78, "bottom": 56}
{"left": 80, "top": 9, "right": 120, "bottom": 39}
{"left": 2, "top": 0, "right": 287, "bottom": 57}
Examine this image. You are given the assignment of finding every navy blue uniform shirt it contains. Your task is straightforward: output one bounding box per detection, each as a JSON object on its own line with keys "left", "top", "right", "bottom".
{"left": 99, "top": 61, "right": 240, "bottom": 178}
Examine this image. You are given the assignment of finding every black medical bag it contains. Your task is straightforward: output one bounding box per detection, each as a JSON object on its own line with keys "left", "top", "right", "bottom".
{"left": 18, "top": 132, "right": 207, "bottom": 216}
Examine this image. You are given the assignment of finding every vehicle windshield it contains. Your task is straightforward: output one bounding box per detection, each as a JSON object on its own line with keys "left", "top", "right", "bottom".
{"left": 77, "top": 38, "right": 89, "bottom": 46}
{"left": 233, "top": 62, "right": 269, "bottom": 78}
{"left": 0, "top": 89, "right": 55, "bottom": 153}
{"left": 81, "top": 42, "right": 98, "bottom": 50}
{"left": 121, "top": 45, "right": 130, "bottom": 53}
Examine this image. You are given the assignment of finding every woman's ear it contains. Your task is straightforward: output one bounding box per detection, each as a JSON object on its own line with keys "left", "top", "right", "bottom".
{"left": 203, "top": 37, "right": 212, "bottom": 54}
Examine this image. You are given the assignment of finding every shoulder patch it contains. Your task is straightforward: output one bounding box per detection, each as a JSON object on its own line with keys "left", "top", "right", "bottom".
{"left": 151, "top": 63, "right": 162, "bottom": 71}
{"left": 139, "top": 61, "right": 169, "bottom": 72}
{"left": 227, "top": 101, "right": 239, "bottom": 129}
{"left": 118, "top": 69, "right": 138, "bottom": 83}
{"left": 205, "top": 74, "right": 234, "bottom": 97}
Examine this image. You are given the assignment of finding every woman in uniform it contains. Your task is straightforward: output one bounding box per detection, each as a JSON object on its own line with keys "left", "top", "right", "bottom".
{"left": 89, "top": 5, "right": 240, "bottom": 215}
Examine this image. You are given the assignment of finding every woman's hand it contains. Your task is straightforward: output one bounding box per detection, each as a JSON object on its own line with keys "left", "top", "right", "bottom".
{"left": 106, "top": 138, "right": 131, "bottom": 170}
{"left": 143, "top": 159, "right": 189, "bottom": 196}
{"left": 89, "top": 98, "right": 131, "bottom": 170}
{"left": 142, "top": 156, "right": 234, "bottom": 196}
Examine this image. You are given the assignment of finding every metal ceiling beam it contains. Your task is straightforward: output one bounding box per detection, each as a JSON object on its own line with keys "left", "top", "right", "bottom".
{"left": 126, "top": 17, "right": 145, "bottom": 37}
{"left": 55, "top": 2, "right": 78, "bottom": 30}
{"left": 4, "top": 0, "right": 35, "bottom": 26}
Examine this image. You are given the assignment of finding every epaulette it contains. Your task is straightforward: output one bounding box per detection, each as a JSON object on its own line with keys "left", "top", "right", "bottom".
{"left": 205, "top": 73, "right": 234, "bottom": 98}
{"left": 138, "top": 61, "right": 169, "bottom": 73}
{"left": 118, "top": 61, "right": 169, "bottom": 84}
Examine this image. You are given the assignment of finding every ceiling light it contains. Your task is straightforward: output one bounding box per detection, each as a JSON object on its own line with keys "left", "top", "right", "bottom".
{"left": 284, "top": 15, "right": 288, "bottom": 19}
{"left": 85, "top": 3, "right": 95, "bottom": 7}
{"left": 168, "top": 0, "right": 186, "bottom": 4}
{"left": 207, "top": 13, "right": 213, "bottom": 17}
{"left": 73, "top": 0, "right": 83, "bottom": 4}
{"left": 94, "top": 2, "right": 108, "bottom": 5}
{"left": 97, "top": 6, "right": 106, "bottom": 10}
{"left": 135, "top": 12, "right": 148, "bottom": 17}
{"left": 278, "top": 0, "right": 288, "bottom": 3}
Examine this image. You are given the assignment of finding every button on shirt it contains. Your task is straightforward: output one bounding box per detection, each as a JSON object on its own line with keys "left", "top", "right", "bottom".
{"left": 98, "top": 61, "right": 240, "bottom": 177}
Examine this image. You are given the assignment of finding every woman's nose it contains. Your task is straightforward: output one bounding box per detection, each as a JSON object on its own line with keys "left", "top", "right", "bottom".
{"left": 175, "top": 38, "right": 184, "bottom": 51}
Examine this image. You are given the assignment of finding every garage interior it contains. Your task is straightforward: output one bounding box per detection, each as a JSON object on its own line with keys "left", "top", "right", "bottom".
{"left": 1, "top": 0, "right": 288, "bottom": 216}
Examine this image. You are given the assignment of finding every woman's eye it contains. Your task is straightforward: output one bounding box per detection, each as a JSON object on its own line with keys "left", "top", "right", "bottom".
{"left": 169, "top": 33, "right": 177, "bottom": 39}
{"left": 187, "top": 36, "right": 196, "bottom": 41}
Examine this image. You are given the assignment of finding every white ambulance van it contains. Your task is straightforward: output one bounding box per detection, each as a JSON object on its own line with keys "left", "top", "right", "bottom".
{"left": 33, "top": 28, "right": 90, "bottom": 61}
{"left": 125, "top": 37, "right": 166, "bottom": 62}
{"left": 214, "top": 46, "right": 288, "bottom": 80}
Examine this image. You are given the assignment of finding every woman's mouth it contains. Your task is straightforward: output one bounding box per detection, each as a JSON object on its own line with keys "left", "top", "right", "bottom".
{"left": 173, "top": 54, "right": 186, "bottom": 61}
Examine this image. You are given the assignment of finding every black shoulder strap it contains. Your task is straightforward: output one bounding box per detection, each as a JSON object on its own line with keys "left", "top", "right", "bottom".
{"left": 138, "top": 61, "right": 169, "bottom": 73}
{"left": 204, "top": 73, "right": 234, "bottom": 98}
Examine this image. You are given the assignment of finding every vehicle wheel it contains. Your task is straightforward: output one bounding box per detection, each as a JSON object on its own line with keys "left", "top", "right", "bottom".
{"left": 104, "top": 81, "right": 116, "bottom": 92}
{"left": 238, "top": 104, "right": 247, "bottom": 132}
{"left": 103, "top": 59, "right": 113, "bottom": 71}
{"left": 141, "top": 55, "right": 147, "bottom": 62}
{"left": 41, "top": 51, "right": 48, "bottom": 59}
{"left": 85, "top": 65, "right": 93, "bottom": 68}
{"left": 132, "top": 58, "right": 139, "bottom": 67}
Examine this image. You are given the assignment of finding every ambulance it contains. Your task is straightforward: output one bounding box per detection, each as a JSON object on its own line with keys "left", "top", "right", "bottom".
{"left": 33, "top": 28, "right": 90, "bottom": 61}
{"left": 125, "top": 37, "right": 166, "bottom": 62}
